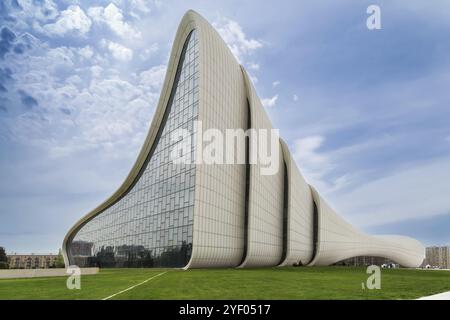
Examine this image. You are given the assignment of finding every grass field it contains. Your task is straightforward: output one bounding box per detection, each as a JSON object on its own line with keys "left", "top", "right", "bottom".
{"left": 0, "top": 267, "right": 449, "bottom": 300}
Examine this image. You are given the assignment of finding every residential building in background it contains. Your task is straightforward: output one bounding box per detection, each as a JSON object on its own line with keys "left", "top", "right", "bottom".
{"left": 7, "top": 254, "right": 58, "bottom": 269}
{"left": 62, "top": 10, "right": 425, "bottom": 269}
{"left": 423, "top": 246, "right": 450, "bottom": 269}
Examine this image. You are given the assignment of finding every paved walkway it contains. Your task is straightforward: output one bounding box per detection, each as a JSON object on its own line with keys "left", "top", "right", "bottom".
{"left": 417, "top": 291, "right": 450, "bottom": 300}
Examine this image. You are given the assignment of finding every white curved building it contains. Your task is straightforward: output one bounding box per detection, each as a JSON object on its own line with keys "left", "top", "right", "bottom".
{"left": 62, "top": 10, "right": 424, "bottom": 269}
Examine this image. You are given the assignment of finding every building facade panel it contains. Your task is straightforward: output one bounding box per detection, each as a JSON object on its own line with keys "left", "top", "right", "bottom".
{"left": 238, "top": 69, "right": 285, "bottom": 267}
{"left": 279, "top": 139, "right": 314, "bottom": 266}
{"left": 308, "top": 186, "right": 424, "bottom": 268}
{"left": 186, "top": 12, "right": 247, "bottom": 268}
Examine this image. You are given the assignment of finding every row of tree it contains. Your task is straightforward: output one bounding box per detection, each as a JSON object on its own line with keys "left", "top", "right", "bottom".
{"left": 0, "top": 247, "right": 8, "bottom": 269}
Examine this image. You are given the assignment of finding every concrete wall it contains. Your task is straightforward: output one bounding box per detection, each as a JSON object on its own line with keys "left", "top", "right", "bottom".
{"left": 0, "top": 268, "right": 99, "bottom": 279}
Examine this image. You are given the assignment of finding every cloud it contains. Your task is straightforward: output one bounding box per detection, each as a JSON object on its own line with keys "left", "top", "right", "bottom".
{"left": 139, "top": 65, "right": 166, "bottom": 90}
{"left": 272, "top": 80, "right": 280, "bottom": 87}
{"left": 290, "top": 131, "right": 450, "bottom": 231}
{"left": 10, "top": 0, "right": 21, "bottom": 9}
{"left": 11, "top": 0, "right": 59, "bottom": 24}
{"left": 292, "top": 136, "right": 329, "bottom": 185}
{"left": 261, "top": 94, "right": 278, "bottom": 108}
{"left": 0, "top": 67, "right": 13, "bottom": 91}
{"left": 45, "top": 46, "right": 75, "bottom": 70}
{"left": 103, "top": 40, "right": 133, "bottom": 61}
{"left": 293, "top": 135, "right": 325, "bottom": 164}
{"left": 43, "top": 5, "right": 92, "bottom": 36}
{"left": 139, "top": 43, "right": 159, "bottom": 61}
{"left": 293, "top": 94, "right": 299, "bottom": 101}
{"left": 18, "top": 89, "right": 38, "bottom": 108}
{"left": 213, "top": 17, "right": 262, "bottom": 63}
{"left": 88, "top": 3, "right": 141, "bottom": 39}
{"left": 13, "top": 43, "right": 26, "bottom": 54}
{"left": 78, "top": 46, "right": 94, "bottom": 59}
{"left": 90, "top": 65, "right": 103, "bottom": 78}
{"left": 46, "top": 76, "right": 157, "bottom": 158}
{"left": 129, "top": 0, "right": 152, "bottom": 14}
{"left": 333, "top": 156, "right": 450, "bottom": 228}
{"left": 291, "top": 135, "right": 352, "bottom": 195}
{"left": 0, "top": 27, "right": 16, "bottom": 59}
{"left": 247, "top": 62, "right": 260, "bottom": 71}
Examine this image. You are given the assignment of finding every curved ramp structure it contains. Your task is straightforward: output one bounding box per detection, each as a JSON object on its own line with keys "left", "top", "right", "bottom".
{"left": 308, "top": 186, "right": 425, "bottom": 267}
{"left": 63, "top": 10, "right": 425, "bottom": 269}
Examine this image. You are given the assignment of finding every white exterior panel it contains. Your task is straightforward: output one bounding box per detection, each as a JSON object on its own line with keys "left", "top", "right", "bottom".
{"left": 238, "top": 68, "right": 285, "bottom": 267}
{"left": 279, "top": 139, "right": 314, "bottom": 266}
{"left": 185, "top": 11, "right": 247, "bottom": 268}
{"left": 308, "top": 186, "right": 425, "bottom": 268}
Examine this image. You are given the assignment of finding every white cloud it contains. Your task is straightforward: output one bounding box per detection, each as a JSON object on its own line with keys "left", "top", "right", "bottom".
{"left": 213, "top": 17, "right": 262, "bottom": 63}
{"left": 14, "top": 0, "right": 59, "bottom": 24}
{"left": 65, "top": 75, "right": 83, "bottom": 86}
{"left": 291, "top": 135, "right": 350, "bottom": 195}
{"left": 291, "top": 134, "right": 398, "bottom": 196}
{"left": 293, "top": 135, "right": 326, "bottom": 165}
{"left": 292, "top": 136, "right": 330, "bottom": 186}
{"left": 130, "top": 0, "right": 152, "bottom": 14}
{"left": 293, "top": 94, "right": 299, "bottom": 101}
{"left": 104, "top": 41, "right": 133, "bottom": 61}
{"left": 272, "top": 80, "right": 280, "bottom": 87}
{"left": 45, "top": 46, "right": 75, "bottom": 69}
{"left": 110, "top": 0, "right": 153, "bottom": 19}
{"left": 261, "top": 94, "right": 278, "bottom": 108}
{"left": 333, "top": 156, "right": 450, "bottom": 228}
{"left": 43, "top": 5, "right": 92, "bottom": 36}
{"left": 91, "top": 65, "right": 103, "bottom": 78}
{"left": 247, "top": 63, "right": 260, "bottom": 71}
{"left": 2, "top": 36, "right": 161, "bottom": 163}
{"left": 88, "top": 3, "right": 141, "bottom": 39}
{"left": 140, "top": 65, "right": 166, "bottom": 90}
{"left": 139, "top": 43, "right": 159, "bottom": 61}
{"left": 78, "top": 46, "right": 94, "bottom": 59}
{"left": 289, "top": 133, "right": 450, "bottom": 229}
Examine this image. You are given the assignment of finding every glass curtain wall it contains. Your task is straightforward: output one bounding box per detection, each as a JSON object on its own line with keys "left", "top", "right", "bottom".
{"left": 68, "top": 30, "right": 199, "bottom": 268}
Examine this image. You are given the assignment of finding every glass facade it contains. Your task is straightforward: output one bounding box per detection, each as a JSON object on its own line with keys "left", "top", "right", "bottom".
{"left": 68, "top": 30, "right": 199, "bottom": 268}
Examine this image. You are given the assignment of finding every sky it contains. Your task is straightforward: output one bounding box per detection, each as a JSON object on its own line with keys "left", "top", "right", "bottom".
{"left": 1, "top": 0, "right": 450, "bottom": 254}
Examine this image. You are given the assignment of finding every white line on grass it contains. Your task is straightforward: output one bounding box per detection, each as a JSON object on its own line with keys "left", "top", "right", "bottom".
{"left": 102, "top": 271, "right": 168, "bottom": 300}
{"left": 417, "top": 291, "right": 450, "bottom": 300}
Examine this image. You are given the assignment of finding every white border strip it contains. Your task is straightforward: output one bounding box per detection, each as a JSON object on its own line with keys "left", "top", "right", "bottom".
{"left": 102, "top": 271, "right": 168, "bottom": 300}
{"left": 417, "top": 291, "right": 450, "bottom": 300}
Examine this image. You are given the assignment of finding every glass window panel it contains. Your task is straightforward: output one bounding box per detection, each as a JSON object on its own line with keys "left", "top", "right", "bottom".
{"left": 69, "top": 30, "right": 198, "bottom": 268}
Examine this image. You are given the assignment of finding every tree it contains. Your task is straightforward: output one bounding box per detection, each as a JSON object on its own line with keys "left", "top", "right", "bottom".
{"left": 55, "top": 249, "right": 65, "bottom": 268}
{"left": 0, "top": 246, "right": 9, "bottom": 269}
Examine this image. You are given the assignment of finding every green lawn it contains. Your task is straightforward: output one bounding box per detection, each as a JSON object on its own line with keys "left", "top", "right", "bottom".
{"left": 0, "top": 267, "right": 449, "bottom": 300}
